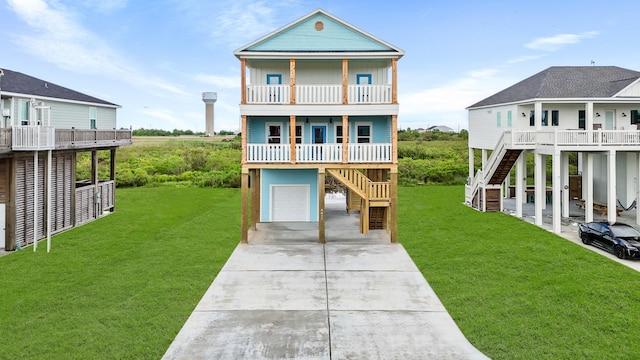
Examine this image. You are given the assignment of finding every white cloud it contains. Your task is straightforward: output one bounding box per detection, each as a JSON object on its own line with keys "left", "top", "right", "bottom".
{"left": 526, "top": 31, "right": 599, "bottom": 52}
{"left": 7, "top": 0, "right": 187, "bottom": 97}
{"left": 77, "top": 0, "right": 127, "bottom": 13}
{"left": 507, "top": 54, "right": 544, "bottom": 64}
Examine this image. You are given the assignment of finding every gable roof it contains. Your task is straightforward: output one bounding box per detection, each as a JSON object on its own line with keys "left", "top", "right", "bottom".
{"left": 468, "top": 66, "right": 640, "bottom": 109}
{"left": 234, "top": 9, "right": 404, "bottom": 58}
{"left": 0, "top": 68, "right": 118, "bottom": 107}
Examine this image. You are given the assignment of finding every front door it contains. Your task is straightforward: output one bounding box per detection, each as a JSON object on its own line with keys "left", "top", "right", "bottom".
{"left": 312, "top": 126, "right": 326, "bottom": 144}
{"left": 605, "top": 110, "right": 615, "bottom": 130}
{"left": 312, "top": 126, "right": 326, "bottom": 160}
{"left": 266, "top": 74, "right": 282, "bottom": 103}
{"left": 356, "top": 74, "right": 372, "bottom": 102}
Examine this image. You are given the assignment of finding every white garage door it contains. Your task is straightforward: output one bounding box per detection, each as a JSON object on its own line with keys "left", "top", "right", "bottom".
{"left": 271, "top": 185, "right": 309, "bottom": 221}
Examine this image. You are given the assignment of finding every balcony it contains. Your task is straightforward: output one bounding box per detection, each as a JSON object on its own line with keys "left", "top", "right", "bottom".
{"left": 246, "top": 143, "right": 392, "bottom": 163}
{"left": 0, "top": 127, "right": 132, "bottom": 152}
{"left": 245, "top": 84, "right": 392, "bottom": 105}
{"left": 506, "top": 129, "right": 640, "bottom": 149}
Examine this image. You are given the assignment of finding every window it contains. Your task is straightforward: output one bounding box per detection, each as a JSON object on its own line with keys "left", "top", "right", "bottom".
{"left": 335, "top": 125, "right": 343, "bottom": 143}
{"left": 541, "top": 110, "right": 548, "bottom": 126}
{"left": 267, "top": 123, "right": 281, "bottom": 144}
{"left": 507, "top": 111, "right": 512, "bottom": 127}
{"left": 631, "top": 110, "right": 640, "bottom": 125}
{"left": 578, "top": 110, "right": 586, "bottom": 129}
{"left": 356, "top": 124, "right": 371, "bottom": 143}
{"left": 295, "top": 125, "right": 302, "bottom": 144}
{"left": 529, "top": 110, "right": 535, "bottom": 126}
{"left": 551, "top": 110, "right": 559, "bottom": 126}
{"left": 496, "top": 112, "right": 501, "bottom": 127}
{"left": 90, "top": 107, "right": 97, "bottom": 129}
{"left": 20, "top": 100, "right": 30, "bottom": 125}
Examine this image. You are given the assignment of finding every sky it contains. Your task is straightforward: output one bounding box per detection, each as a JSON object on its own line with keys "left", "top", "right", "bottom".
{"left": 3, "top": 0, "right": 640, "bottom": 133}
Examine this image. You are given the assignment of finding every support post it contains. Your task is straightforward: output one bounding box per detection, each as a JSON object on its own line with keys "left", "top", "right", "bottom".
{"left": 585, "top": 153, "right": 594, "bottom": 223}
{"left": 290, "top": 115, "right": 296, "bottom": 164}
{"left": 342, "top": 115, "right": 348, "bottom": 163}
{"left": 515, "top": 151, "right": 524, "bottom": 218}
{"left": 608, "top": 150, "right": 617, "bottom": 224}
{"left": 240, "top": 58, "right": 246, "bottom": 104}
{"left": 33, "top": 151, "right": 38, "bottom": 251}
{"left": 468, "top": 147, "right": 474, "bottom": 179}
{"left": 561, "top": 151, "right": 570, "bottom": 217}
{"left": 342, "top": 59, "right": 348, "bottom": 104}
{"left": 251, "top": 169, "right": 260, "bottom": 231}
{"left": 290, "top": 58, "right": 296, "bottom": 104}
{"left": 392, "top": 58, "right": 398, "bottom": 104}
{"left": 47, "top": 150, "right": 52, "bottom": 252}
{"left": 534, "top": 153, "right": 543, "bottom": 226}
{"left": 110, "top": 149, "right": 116, "bottom": 212}
{"left": 552, "top": 150, "right": 562, "bottom": 233}
{"left": 319, "top": 169, "right": 325, "bottom": 243}
{"left": 390, "top": 170, "right": 398, "bottom": 243}
{"left": 241, "top": 169, "right": 249, "bottom": 243}
{"left": 241, "top": 115, "right": 247, "bottom": 164}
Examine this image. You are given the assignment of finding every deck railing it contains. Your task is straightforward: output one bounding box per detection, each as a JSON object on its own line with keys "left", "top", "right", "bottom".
{"left": 12, "top": 126, "right": 55, "bottom": 150}
{"left": 347, "top": 85, "right": 392, "bottom": 104}
{"left": 0, "top": 129, "right": 12, "bottom": 151}
{"left": 245, "top": 85, "right": 291, "bottom": 104}
{"left": 246, "top": 143, "right": 392, "bottom": 163}
{"left": 245, "top": 84, "right": 393, "bottom": 104}
{"left": 511, "top": 129, "right": 640, "bottom": 147}
{"left": 295, "top": 144, "right": 342, "bottom": 162}
{"left": 55, "top": 129, "right": 132, "bottom": 148}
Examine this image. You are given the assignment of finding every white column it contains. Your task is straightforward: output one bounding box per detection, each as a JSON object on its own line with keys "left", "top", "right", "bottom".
{"left": 552, "top": 150, "right": 562, "bottom": 233}
{"left": 586, "top": 102, "right": 594, "bottom": 131}
{"left": 585, "top": 153, "right": 594, "bottom": 223}
{"left": 47, "top": 150, "right": 52, "bottom": 252}
{"left": 33, "top": 151, "right": 38, "bottom": 252}
{"left": 608, "top": 150, "right": 617, "bottom": 224}
{"left": 561, "top": 151, "right": 570, "bottom": 217}
{"left": 535, "top": 152, "right": 543, "bottom": 226}
{"left": 535, "top": 102, "right": 543, "bottom": 130}
{"left": 541, "top": 154, "right": 547, "bottom": 210}
{"left": 481, "top": 149, "right": 488, "bottom": 171}
{"left": 468, "top": 147, "right": 474, "bottom": 179}
{"left": 516, "top": 152, "right": 525, "bottom": 218}
{"left": 637, "top": 153, "right": 640, "bottom": 225}
{"left": 521, "top": 150, "right": 528, "bottom": 202}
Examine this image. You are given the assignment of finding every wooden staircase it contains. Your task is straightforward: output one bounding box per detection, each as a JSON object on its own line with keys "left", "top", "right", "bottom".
{"left": 327, "top": 168, "right": 390, "bottom": 233}
{"left": 488, "top": 149, "right": 522, "bottom": 185}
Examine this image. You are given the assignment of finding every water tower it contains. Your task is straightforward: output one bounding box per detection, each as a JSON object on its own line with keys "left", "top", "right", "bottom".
{"left": 202, "top": 92, "right": 217, "bottom": 136}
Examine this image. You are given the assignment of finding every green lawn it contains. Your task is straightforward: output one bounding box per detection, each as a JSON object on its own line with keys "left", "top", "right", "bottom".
{"left": 1, "top": 186, "right": 639, "bottom": 359}
{"left": 399, "top": 186, "right": 640, "bottom": 359}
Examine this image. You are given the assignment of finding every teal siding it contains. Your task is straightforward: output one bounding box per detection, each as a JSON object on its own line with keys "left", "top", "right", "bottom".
{"left": 261, "top": 169, "right": 319, "bottom": 222}
{"left": 248, "top": 13, "right": 392, "bottom": 52}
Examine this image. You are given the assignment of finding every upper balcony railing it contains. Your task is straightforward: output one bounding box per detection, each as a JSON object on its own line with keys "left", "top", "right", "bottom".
{"left": 507, "top": 129, "right": 640, "bottom": 148}
{"left": 246, "top": 143, "right": 392, "bottom": 163}
{"left": 245, "top": 84, "right": 392, "bottom": 105}
{"left": 0, "top": 127, "right": 132, "bottom": 152}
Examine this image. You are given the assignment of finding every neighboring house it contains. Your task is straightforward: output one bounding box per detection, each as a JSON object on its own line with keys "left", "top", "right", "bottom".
{"left": 427, "top": 125, "right": 454, "bottom": 133}
{"left": 234, "top": 9, "right": 404, "bottom": 243}
{"left": 465, "top": 66, "right": 640, "bottom": 234}
{"left": 0, "top": 68, "right": 132, "bottom": 251}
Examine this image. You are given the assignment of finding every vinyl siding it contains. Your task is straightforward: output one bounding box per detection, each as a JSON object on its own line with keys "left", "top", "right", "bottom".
{"left": 9, "top": 96, "right": 116, "bottom": 129}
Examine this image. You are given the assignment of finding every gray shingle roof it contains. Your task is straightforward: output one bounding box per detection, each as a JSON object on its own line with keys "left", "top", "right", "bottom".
{"left": 468, "top": 66, "right": 640, "bottom": 108}
{"left": 0, "top": 68, "right": 118, "bottom": 106}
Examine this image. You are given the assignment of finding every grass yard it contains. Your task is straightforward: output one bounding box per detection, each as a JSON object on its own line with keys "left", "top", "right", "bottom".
{"left": 1, "top": 186, "right": 639, "bottom": 359}
{"left": 399, "top": 186, "right": 640, "bottom": 359}
{"left": 0, "top": 188, "right": 239, "bottom": 359}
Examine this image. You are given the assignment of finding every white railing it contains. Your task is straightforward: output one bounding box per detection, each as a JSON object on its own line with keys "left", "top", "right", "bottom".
{"left": 465, "top": 169, "right": 484, "bottom": 205}
{"left": 12, "top": 126, "right": 55, "bottom": 150}
{"left": 245, "top": 84, "right": 393, "bottom": 104}
{"left": 246, "top": 143, "right": 392, "bottom": 163}
{"left": 510, "top": 129, "right": 640, "bottom": 147}
{"left": 348, "top": 85, "right": 391, "bottom": 104}
{"left": 296, "top": 85, "right": 342, "bottom": 104}
{"left": 348, "top": 143, "right": 392, "bottom": 163}
{"left": 245, "top": 85, "right": 290, "bottom": 104}
{"left": 296, "top": 144, "right": 342, "bottom": 162}
{"left": 246, "top": 144, "right": 291, "bottom": 163}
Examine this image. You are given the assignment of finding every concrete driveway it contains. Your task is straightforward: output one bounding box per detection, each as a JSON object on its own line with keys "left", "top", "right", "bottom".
{"left": 162, "top": 194, "right": 488, "bottom": 359}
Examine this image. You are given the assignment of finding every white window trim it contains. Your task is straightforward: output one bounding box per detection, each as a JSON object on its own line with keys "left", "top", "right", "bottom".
{"left": 355, "top": 121, "right": 373, "bottom": 143}
{"left": 265, "top": 122, "right": 283, "bottom": 144}
{"left": 89, "top": 106, "right": 97, "bottom": 129}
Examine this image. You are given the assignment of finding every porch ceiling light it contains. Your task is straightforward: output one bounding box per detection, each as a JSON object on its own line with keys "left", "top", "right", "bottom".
{"left": 596, "top": 112, "right": 600, "bottom": 117}
{"left": 622, "top": 112, "right": 627, "bottom": 117}
{"left": 521, "top": 112, "right": 526, "bottom": 117}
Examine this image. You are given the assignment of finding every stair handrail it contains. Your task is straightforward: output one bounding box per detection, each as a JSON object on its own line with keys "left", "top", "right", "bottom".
{"left": 483, "top": 130, "right": 513, "bottom": 183}
{"left": 466, "top": 169, "right": 484, "bottom": 204}
{"left": 328, "top": 168, "right": 390, "bottom": 201}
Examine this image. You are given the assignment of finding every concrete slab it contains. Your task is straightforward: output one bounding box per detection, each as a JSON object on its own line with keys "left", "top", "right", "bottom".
{"left": 195, "top": 270, "right": 327, "bottom": 311}
{"left": 162, "top": 310, "right": 329, "bottom": 360}
{"left": 222, "top": 244, "right": 325, "bottom": 271}
{"left": 330, "top": 311, "right": 487, "bottom": 360}
{"left": 325, "top": 243, "right": 419, "bottom": 271}
{"left": 326, "top": 271, "right": 446, "bottom": 312}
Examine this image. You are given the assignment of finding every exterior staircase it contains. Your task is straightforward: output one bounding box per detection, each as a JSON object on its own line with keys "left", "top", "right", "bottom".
{"left": 327, "top": 168, "right": 390, "bottom": 233}
{"left": 465, "top": 131, "right": 522, "bottom": 211}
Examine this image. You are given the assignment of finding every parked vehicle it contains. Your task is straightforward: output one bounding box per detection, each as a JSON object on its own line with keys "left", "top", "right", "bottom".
{"left": 578, "top": 222, "right": 640, "bottom": 259}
